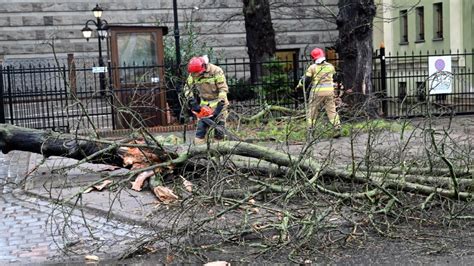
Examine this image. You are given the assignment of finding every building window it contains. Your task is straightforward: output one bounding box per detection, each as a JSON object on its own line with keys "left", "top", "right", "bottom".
{"left": 415, "top": 7, "right": 424, "bottom": 42}
{"left": 400, "top": 10, "right": 408, "bottom": 44}
{"left": 275, "top": 49, "right": 300, "bottom": 87}
{"left": 433, "top": 3, "right": 443, "bottom": 39}
{"left": 275, "top": 49, "right": 299, "bottom": 72}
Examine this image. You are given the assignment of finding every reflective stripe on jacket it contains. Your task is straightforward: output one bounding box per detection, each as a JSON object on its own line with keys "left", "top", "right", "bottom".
{"left": 184, "top": 63, "right": 229, "bottom": 103}
{"left": 304, "top": 62, "right": 335, "bottom": 92}
{"left": 200, "top": 99, "right": 221, "bottom": 108}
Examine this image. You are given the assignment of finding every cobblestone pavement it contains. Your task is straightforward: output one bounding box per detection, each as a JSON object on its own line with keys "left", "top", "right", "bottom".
{"left": 0, "top": 151, "right": 153, "bottom": 264}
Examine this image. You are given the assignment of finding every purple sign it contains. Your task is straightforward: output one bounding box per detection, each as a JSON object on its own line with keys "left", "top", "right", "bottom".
{"left": 435, "top": 59, "right": 445, "bottom": 71}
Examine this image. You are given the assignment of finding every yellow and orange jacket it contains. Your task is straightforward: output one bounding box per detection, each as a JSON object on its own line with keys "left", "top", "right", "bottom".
{"left": 301, "top": 61, "right": 336, "bottom": 96}
{"left": 184, "top": 63, "right": 229, "bottom": 108}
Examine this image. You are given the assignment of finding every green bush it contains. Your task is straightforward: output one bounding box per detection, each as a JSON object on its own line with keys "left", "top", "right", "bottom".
{"left": 259, "top": 57, "right": 295, "bottom": 104}
{"left": 227, "top": 78, "right": 256, "bottom": 101}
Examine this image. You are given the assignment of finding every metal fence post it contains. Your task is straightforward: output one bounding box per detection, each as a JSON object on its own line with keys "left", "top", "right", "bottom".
{"left": 0, "top": 66, "right": 5, "bottom": 123}
{"left": 6, "top": 66, "right": 14, "bottom": 124}
{"left": 62, "top": 66, "right": 70, "bottom": 132}
{"left": 379, "top": 45, "right": 388, "bottom": 116}
{"left": 108, "top": 60, "right": 115, "bottom": 130}
{"left": 293, "top": 57, "right": 299, "bottom": 109}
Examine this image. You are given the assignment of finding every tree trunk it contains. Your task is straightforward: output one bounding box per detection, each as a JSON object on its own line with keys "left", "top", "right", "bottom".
{"left": 336, "top": 0, "right": 377, "bottom": 116}
{"left": 0, "top": 124, "right": 319, "bottom": 173}
{"left": 0, "top": 124, "right": 176, "bottom": 167}
{"left": 0, "top": 124, "right": 124, "bottom": 165}
{"left": 243, "top": 0, "right": 276, "bottom": 83}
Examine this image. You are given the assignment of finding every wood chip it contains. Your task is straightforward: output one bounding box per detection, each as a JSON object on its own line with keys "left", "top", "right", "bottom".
{"left": 84, "top": 255, "right": 99, "bottom": 261}
{"left": 130, "top": 170, "right": 155, "bottom": 191}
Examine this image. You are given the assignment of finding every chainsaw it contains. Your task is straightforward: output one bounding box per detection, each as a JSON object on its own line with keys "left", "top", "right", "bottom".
{"left": 189, "top": 99, "right": 240, "bottom": 141}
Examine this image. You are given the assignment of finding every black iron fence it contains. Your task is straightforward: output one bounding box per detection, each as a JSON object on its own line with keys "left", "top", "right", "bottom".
{"left": 373, "top": 48, "right": 474, "bottom": 117}
{"left": 0, "top": 63, "right": 114, "bottom": 132}
{"left": 215, "top": 57, "right": 311, "bottom": 113}
{"left": 0, "top": 61, "right": 172, "bottom": 133}
{"left": 1, "top": 50, "right": 474, "bottom": 132}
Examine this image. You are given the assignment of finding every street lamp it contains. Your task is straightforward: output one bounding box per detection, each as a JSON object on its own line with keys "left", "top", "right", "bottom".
{"left": 81, "top": 4, "right": 109, "bottom": 94}
{"left": 172, "top": 0, "right": 181, "bottom": 72}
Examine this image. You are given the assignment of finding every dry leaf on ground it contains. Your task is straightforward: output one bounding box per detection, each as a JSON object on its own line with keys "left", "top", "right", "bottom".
{"left": 153, "top": 186, "right": 179, "bottom": 203}
{"left": 166, "top": 254, "right": 175, "bottom": 264}
{"left": 181, "top": 176, "right": 193, "bottom": 192}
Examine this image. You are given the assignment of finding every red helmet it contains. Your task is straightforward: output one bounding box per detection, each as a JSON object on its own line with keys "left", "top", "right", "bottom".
{"left": 310, "top": 48, "right": 325, "bottom": 60}
{"left": 188, "top": 57, "right": 206, "bottom": 74}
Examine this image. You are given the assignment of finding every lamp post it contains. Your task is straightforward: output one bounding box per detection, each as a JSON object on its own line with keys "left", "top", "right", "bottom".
{"left": 172, "top": 0, "right": 181, "bottom": 71}
{"left": 81, "top": 4, "right": 109, "bottom": 94}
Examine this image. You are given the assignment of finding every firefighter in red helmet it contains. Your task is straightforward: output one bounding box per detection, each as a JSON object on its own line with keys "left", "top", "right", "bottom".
{"left": 297, "top": 48, "right": 341, "bottom": 138}
{"left": 184, "top": 55, "right": 230, "bottom": 144}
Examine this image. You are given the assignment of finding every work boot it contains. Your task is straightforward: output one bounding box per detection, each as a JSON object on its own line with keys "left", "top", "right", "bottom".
{"left": 194, "top": 137, "right": 206, "bottom": 145}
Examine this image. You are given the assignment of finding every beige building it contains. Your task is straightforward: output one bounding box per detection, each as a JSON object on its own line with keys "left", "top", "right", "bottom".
{"left": 373, "top": 0, "right": 473, "bottom": 53}
{"left": 0, "top": 0, "right": 339, "bottom": 63}
{"left": 372, "top": 0, "right": 474, "bottom": 115}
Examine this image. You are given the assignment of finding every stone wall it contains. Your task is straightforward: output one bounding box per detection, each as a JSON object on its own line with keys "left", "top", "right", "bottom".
{"left": 0, "top": 0, "right": 338, "bottom": 63}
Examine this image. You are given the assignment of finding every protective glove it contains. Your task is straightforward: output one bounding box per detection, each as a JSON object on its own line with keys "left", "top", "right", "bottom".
{"left": 295, "top": 76, "right": 305, "bottom": 91}
{"left": 187, "top": 98, "right": 201, "bottom": 113}
{"left": 211, "top": 100, "right": 225, "bottom": 120}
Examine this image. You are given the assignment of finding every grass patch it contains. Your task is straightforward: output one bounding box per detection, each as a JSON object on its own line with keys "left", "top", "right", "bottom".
{"left": 231, "top": 118, "right": 412, "bottom": 143}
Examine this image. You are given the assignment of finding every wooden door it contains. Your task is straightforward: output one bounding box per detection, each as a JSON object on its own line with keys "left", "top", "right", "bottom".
{"left": 107, "top": 25, "right": 168, "bottom": 128}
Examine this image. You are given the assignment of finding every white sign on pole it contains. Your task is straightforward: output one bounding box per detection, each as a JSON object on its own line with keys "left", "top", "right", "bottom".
{"left": 428, "top": 56, "right": 452, "bottom": 94}
{"left": 92, "top": 66, "right": 108, "bottom": 73}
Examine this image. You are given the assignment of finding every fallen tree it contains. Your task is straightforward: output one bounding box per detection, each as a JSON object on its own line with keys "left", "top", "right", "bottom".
{"left": 0, "top": 123, "right": 472, "bottom": 201}
{"left": 1, "top": 118, "right": 473, "bottom": 262}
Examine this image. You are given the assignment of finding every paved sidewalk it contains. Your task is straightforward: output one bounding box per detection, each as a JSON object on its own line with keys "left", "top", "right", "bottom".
{"left": 0, "top": 151, "right": 154, "bottom": 264}
{"left": 0, "top": 130, "right": 195, "bottom": 264}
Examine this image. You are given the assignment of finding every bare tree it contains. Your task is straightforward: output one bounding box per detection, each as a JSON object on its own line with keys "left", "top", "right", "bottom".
{"left": 335, "top": 0, "right": 377, "bottom": 115}
{"left": 243, "top": 0, "right": 277, "bottom": 83}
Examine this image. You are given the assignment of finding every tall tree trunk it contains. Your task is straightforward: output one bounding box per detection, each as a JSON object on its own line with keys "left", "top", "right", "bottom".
{"left": 243, "top": 0, "right": 276, "bottom": 83}
{"left": 336, "top": 0, "right": 377, "bottom": 116}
